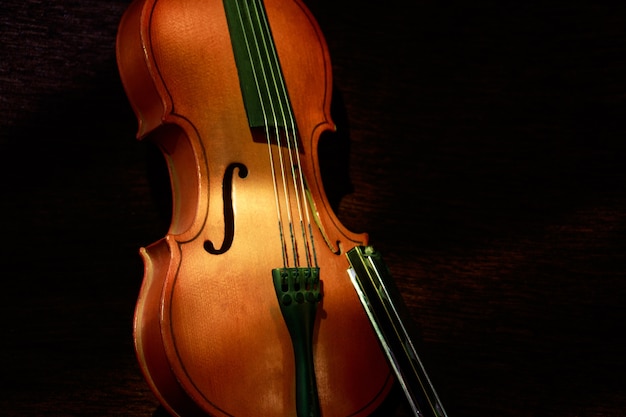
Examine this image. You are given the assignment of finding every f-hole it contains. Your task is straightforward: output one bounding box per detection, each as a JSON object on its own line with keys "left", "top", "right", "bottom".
{"left": 204, "top": 162, "right": 249, "bottom": 254}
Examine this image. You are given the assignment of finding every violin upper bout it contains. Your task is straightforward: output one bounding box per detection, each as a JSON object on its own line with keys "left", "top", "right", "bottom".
{"left": 116, "top": 0, "right": 171, "bottom": 139}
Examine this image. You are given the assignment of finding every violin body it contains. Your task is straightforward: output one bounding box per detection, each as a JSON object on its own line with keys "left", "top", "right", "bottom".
{"left": 116, "top": 0, "right": 392, "bottom": 415}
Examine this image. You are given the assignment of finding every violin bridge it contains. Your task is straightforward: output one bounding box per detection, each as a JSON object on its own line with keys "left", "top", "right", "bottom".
{"left": 272, "top": 267, "right": 322, "bottom": 417}
{"left": 303, "top": 182, "right": 339, "bottom": 254}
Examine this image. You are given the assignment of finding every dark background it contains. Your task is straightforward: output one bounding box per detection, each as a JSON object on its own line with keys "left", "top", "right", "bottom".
{"left": 2, "top": 0, "right": 626, "bottom": 416}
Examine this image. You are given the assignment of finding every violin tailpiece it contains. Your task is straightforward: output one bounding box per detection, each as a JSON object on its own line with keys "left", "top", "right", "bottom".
{"left": 272, "top": 267, "right": 322, "bottom": 417}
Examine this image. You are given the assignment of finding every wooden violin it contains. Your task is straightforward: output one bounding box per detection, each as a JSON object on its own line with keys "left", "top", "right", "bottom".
{"left": 116, "top": 0, "right": 447, "bottom": 416}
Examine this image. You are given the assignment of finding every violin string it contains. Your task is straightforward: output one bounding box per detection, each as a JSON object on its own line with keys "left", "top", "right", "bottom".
{"left": 252, "top": 0, "right": 318, "bottom": 269}
{"left": 233, "top": 0, "right": 289, "bottom": 267}
{"left": 244, "top": 0, "right": 301, "bottom": 267}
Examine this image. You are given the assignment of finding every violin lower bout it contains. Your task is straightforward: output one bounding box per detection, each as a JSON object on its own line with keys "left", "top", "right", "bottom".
{"left": 134, "top": 229, "right": 393, "bottom": 417}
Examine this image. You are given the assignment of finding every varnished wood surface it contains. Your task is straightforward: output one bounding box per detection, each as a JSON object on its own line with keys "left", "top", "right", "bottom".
{"left": 1, "top": 1, "right": 625, "bottom": 416}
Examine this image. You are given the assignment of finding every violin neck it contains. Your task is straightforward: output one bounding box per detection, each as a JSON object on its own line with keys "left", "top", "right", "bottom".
{"left": 223, "top": 0, "right": 294, "bottom": 129}
{"left": 347, "top": 246, "right": 449, "bottom": 417}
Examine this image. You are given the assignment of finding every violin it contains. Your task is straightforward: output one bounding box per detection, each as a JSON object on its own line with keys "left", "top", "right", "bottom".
{"left": 116, "top": 0, "right": 447, "bottom": 416}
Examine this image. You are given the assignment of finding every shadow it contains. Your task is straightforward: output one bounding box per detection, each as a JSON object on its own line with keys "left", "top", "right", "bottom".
{"left": 317, "top": 84, "right": 354, "bottom": 212}
{"left": 152, "top": 406, "right": 171, "bottom": 417}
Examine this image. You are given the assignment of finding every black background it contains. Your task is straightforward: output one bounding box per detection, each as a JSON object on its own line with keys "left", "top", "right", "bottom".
{"left": 2, "top": 1, "right": 626, "bottom": 416}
